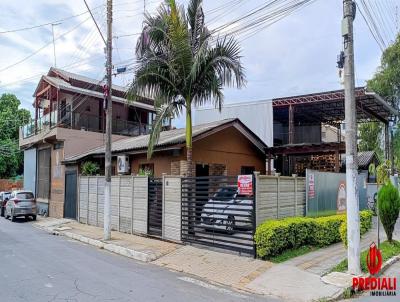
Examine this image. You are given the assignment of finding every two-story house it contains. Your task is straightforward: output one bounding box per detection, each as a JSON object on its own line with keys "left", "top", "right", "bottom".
{"left": 19, "top": 67, "right": 156, "bottom": 218}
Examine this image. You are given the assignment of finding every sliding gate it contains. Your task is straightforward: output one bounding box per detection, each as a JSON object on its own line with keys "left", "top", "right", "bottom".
{"left": 181, "top": 176, "right": 256, "bottom": 255}
{"left": 148, "top": 178, "right": 163, "bottom": 236}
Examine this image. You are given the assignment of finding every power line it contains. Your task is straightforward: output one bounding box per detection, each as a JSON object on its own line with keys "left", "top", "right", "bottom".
{"left": 0, "top": 4, "right": 103, "bottom": 34}
{"left": 83, "top": 0, "right": 106, "bottom": 45}
{"left": 0, "top": 17, "right": 91, "bottom": 73}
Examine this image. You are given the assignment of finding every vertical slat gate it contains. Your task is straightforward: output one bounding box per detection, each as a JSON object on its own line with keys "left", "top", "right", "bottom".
{"left": 148, "top": 177, "right": 163, "bottom": 236}
{"left": 181, "top": 176, "right": 256, "bottom": 255}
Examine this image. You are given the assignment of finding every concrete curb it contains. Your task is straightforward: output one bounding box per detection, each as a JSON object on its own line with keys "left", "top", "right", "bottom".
{"left": 325, "top": 255, "right": 400, "bottom": 301}
{"left": 35, "top": 224, "right": 157, "bottom": 263}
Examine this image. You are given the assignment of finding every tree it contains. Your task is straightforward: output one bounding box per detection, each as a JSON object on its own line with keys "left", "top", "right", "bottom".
{"left": 128, "top": 0, "right": 245, "bottom": 176}
{"left": 81, "top": 161, "right": 100, "bottom": 176}
{"left": 377, "top": 182, "right": 400, "bottom": 242}
{"left": 367, "top": 34, "right": 400, "bottom": 171}
{"left": 358, "top": 122, "right": 383, "bottom": 160}
{"left": 0, "top": 93, "right": 31, "bottom": 178}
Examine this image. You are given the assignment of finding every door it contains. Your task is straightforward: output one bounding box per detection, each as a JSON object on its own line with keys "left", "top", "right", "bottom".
{"left": 64, "top": 171, "right": 77, "bottom": 219}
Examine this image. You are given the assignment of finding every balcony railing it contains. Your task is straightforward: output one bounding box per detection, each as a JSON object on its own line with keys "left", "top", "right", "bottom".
{"left": 20, "top": 110, "right": 151, "bottom": 139}
{"left": 21, "top": 110, "right": 58, "bottom": 139}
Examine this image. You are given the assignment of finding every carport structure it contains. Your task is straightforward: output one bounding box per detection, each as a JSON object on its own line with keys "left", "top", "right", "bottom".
{"left": 268, "top": 87, "right": 398, "bottom": 176}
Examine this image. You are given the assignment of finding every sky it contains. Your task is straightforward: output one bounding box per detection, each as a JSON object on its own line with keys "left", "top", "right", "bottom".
{"left": 0, "top": 0, "right": 398, "bottom": 128}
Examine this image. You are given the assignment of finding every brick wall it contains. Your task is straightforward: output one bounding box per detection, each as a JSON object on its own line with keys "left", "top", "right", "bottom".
{"left": 209, "top": 163, "right": 227, "bottom": 176}
{"left": 0, "top": 179, "right": 23, "bottom": 192}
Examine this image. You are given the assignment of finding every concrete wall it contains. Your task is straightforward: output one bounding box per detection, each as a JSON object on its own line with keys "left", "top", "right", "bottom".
{"left": 49, "top": 146, "right": 65, "bottom": 218}
{"left": 162, "top": 176, "right": 181, "bottom": 241}
{"left": 78, "top": 176, "right": 148, "bottom": 235}
{"left": 195, "top": 100, "right": 273, "bottom": 147}
{"left": 255, "top": 174, "right": 306, "bottom": 226}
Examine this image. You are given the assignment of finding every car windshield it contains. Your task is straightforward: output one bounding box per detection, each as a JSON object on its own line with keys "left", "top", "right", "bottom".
{"left": 16, "top": 192, "right": 34, "bottom": 199}
{"left": 213, "top": 187, "right": 237, "bottom": 199}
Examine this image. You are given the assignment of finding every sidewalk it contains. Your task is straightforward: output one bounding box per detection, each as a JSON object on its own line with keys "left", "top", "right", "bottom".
{"left": 284, "top": 217, "right": 384, "bottom": 276}
{"left": 33, "top": 217, "right": 272, "bottom": 294}
{"left": 33, "top": 216, "right": 399, "bottom": 302}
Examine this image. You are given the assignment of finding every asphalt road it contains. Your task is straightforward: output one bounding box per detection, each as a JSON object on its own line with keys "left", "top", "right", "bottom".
{"left": 0, "top": 217, "right": 276, "bottom": 302}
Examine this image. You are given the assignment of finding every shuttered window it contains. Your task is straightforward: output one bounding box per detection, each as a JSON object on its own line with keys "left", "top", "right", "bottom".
{"left": 37, "top": 148, "right": 51, "bottom": 199}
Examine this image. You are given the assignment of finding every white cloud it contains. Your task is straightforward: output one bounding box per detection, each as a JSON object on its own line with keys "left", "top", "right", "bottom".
{"left": 0, "top": 0, "right": 388, "bottom": 124}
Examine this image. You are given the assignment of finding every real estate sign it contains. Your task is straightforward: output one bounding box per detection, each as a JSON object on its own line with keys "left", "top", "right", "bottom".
{"left": 238, "top": 175, "right": 253, "bottom": 195}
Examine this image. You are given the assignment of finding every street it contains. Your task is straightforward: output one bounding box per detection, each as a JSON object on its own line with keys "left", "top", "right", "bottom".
{"left": 0, "top": 218, "right": 274, "bottom": 302}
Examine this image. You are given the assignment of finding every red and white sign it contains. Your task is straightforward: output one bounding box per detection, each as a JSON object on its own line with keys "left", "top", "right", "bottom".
{"left": 238, "top": 175, "right": 253, "bottom": 195}
{"left": 308, "top": 173, "right": 315, "bottom": 198}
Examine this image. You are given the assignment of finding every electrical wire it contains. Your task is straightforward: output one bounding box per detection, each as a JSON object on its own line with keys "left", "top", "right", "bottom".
{"left": 0, "top": 4, "right": 104, "bottom": 34}
{"left": 0, "top": 17, "right": 92, "bottom": 73}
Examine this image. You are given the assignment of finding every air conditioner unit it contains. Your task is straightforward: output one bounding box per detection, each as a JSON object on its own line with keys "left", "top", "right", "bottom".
{"left": 39, "top": 98, "right": 50, "bottom": 109}
{"left": 117, "top": 155, "right": 130, "bottom": 174}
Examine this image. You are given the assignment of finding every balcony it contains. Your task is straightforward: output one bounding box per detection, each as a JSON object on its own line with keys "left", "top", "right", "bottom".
{"left": 20, "top": 110, "right": 151, "bottom": 140}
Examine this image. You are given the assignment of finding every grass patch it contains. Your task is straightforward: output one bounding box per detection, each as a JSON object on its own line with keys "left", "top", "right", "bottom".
{"left": 331, "top": 240, "right": 400, "bottom": 273}
{"left": 269, "top": 245, "right": 319, "bottom": 263}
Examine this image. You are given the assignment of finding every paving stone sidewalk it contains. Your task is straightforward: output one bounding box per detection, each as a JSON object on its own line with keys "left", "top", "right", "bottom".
{"left": 33, "top": 217, "right": 274, "bottom": 295}
{"left": 284, "top": 218, "right": 385, "bottom": 276}
{"left": 33, "top": 216, "right": 400, "bottom": 302}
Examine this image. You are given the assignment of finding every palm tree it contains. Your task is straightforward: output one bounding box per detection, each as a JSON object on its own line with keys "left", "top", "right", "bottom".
{"left": 128, "top": 0, "right": 245, "bottom": 176}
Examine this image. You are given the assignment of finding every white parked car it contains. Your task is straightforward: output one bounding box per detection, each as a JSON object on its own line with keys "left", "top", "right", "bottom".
{"left": 200, "top": 186, "right": 253, "bottom": 234}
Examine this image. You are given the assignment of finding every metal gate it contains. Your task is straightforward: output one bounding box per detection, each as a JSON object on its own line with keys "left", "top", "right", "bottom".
{"left": 148, "top": 178, "right": 163, "bottom": 236}
{"left": 64, "top": 170, "right": 77, "bottom": 219}
{"left": 181, "top": 176, "right": 256, "bottom": 255}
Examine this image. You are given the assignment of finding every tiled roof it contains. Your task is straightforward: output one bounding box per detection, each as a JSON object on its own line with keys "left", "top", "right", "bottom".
{"left": 41, "top": 75, "right": 154, "bottom": 111}
{"left": 49, "top": 67, "right": 128, "bottom": 93}
{"left": 64, "top": 118, "right": 267, "bottom": 163}
{"left": 358, "top": 151, "right": 378, "bottom": 168}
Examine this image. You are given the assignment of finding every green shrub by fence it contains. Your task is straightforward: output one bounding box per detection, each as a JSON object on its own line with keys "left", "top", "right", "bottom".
{"left": 255, "top": 210, "right": 373, "bottom": 258}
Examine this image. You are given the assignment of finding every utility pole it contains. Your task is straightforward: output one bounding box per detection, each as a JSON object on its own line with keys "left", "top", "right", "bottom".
{"left": 104, "top": 0, "right": 113, "bottom": 241}
{"left": 51, "top": 23, "right": 61, "bottom": 67}
{"left": 342, "top": 0, "right": 361, "bottom": 275}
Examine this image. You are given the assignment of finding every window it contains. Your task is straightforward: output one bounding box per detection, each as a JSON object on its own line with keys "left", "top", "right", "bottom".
{"left": 16, "top": 192, "right": 34, "bottom": 199}
{"left": 213, "top": 187, "right": 237, "bottom": 199}
{"left": 53, "top": 142, "right": 64, "bottom": 150}
{"left": 139, "top": 163, "right": 154, "bottom": 176}
{"left": 241, "top": 166, "right": 255, "bottom": 175}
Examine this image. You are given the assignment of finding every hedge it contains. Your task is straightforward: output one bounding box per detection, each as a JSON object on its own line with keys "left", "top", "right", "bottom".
{"left": 339, "top": 210, "right": 373, "bottom": 246}
{"left": 255, "top": 210, "right": 373, "bottom": 259}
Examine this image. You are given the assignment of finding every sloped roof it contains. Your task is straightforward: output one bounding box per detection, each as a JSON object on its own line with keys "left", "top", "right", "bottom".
{"left": 49, "top": 67, "right": 128, "bottom": 93}
{"left": 41, "top": 75, "right": 154, "bottom": 111}
{"left": 63, "top": 118, "right": 267, "bottom": 163}
{"left": 358, "top": 151, "right": 379, "bottom": 169}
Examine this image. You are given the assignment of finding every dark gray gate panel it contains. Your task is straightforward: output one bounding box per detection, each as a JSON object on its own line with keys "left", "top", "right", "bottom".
{"left": 64, "top": 171, "right": 77, "bottom": 219}
{"left": 181, "top": 176, "right": 256, "bottom": 255}
{"left": 148, "top": 178, "right": 162, "bottom": 236}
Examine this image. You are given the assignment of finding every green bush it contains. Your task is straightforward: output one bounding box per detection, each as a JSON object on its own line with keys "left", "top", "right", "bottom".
{"left": 339, "top": 210, "right": 373, "bottom": 246}
{"left": 81, "top": 161, "right": 100, "bottom": 176}
{"left": 255, "top": 210, "right": 374, "bottom": 259}
{"left": 254, "top": 217, "right": 315, "bottom": 258}
{"left": 312, "top": 214, "right": 346, "bottom": 246}
{"left": 378, "top": 183, "right": 400, "bottom": 242}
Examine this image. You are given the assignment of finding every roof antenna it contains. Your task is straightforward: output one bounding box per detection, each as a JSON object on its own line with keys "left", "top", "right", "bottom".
{"left": 51, "top": 23, "right": 61, "bottom": 68}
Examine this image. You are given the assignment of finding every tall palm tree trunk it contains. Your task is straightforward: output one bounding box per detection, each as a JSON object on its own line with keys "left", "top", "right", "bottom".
{"left": 186, "top": 103, "right": 193, "bottom": 177}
